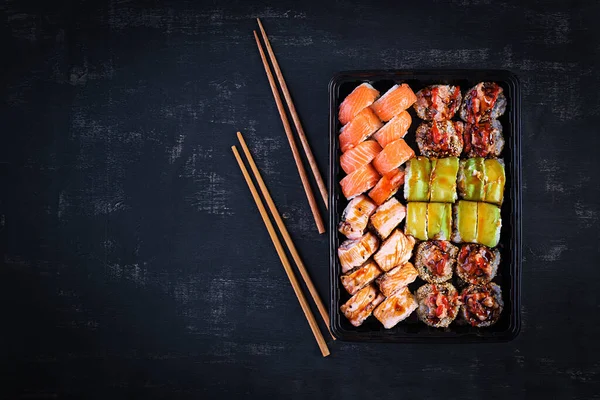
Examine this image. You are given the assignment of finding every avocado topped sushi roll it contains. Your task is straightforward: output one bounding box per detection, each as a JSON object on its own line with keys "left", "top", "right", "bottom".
{"left": 477, "top": 202, "right": 501, "bottom": 248}
{"left": 427, "top": 203, "right": 452, "bottom": 240}
{"left": 457, "top": 158, "right": 505, "bottom": 205}
{"left": 460, "top": 283, "right": 503, "bottom": 327}
{"left": 404, "top": 157, "right": 431, "bottom": 201}
{"left": 483, "top": 159, "right": 505, "bottom": 206}
{"left": 452, "top": 201, "right": 478, "bottom": 243}
{"left": 413, "top": 85, "right": 462, "bottom": 121}
{"left": 405, "top": 202, "right": 428, "bottom": 241}
{"left": 460, "top": 82, "right": 507, "bottom": 124}
{"left": 429, "top": 157, "right": 459, "bottom": 202}
{"left": 456, "top": 244, "right": 500, "bottom": 285}
{"left": 416, "top": 283, "right": 460, "bottom": 328}
{"left": 415, "top": 240, "right": 459, "bottom": 283}
{"left": 457, "top": 158, "right": 486, "bottom": 201}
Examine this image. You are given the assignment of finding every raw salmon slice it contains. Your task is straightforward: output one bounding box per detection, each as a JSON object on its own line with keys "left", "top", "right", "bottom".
{"left": 340, "top": 140, "right": 382, "bottom": 174}
{"left": 339, "top": 107, "right": 383, "bottom": 152}
{"left": 371, "top": 84, "right": 417, "bottom": 122}
{"left": 338, "top": 232, "right": 379, "bottom": 273}
{"left": 368, "top": 168, "right": 406, "bottom": 205}
{"left": 372, "top": 111, "right": 412, "bottom": 148}
{"left": 339, "top": 83, "right": 380, "bottom": 125}
{"left": 372, "top": 139, "right": 415, "bottom": 175}
{"left": 340, "top": 163, "right": 380, "bottom": 200}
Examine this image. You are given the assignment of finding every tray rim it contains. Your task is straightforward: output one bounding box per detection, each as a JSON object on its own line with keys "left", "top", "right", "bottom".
{"left": 328, "top": 69, "right": 522, "bottom": 343}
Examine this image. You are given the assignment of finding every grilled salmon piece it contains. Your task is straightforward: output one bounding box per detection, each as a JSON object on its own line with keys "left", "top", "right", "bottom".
{"left": 338, "top": 232, "right": 379, "bottom": 273}
{"left": 372, "top": 139, "right": 415, "bottom": 175}
{"left": 339, "top": 163, "right": 380, "bottom": 200}
{"left": 339, "top": 107, "right": 383, "bottom": 152}
{"left": 341, "top": 260, "right": 383, "bottom": 295}
{"left": 340, "top": 140, "right": 382, "bottom": 174}
{"left": 373, "top": 286, "right": 418, "bottom": 329}
{"left": 340, "top": 284, "right": 385, "bottom": 327}
{"left": 373, "top": 229, "right": 416, "bottom": 272}
{"left": 371, "top": 83, "right": 417, "bottom": 122}
{"left": 338, "top": 195, "right": 377, "bottom": 239}
{"left": 372, "top": 111, "right": 411, "bottom": 148}
{"left": 369, "top": 198, "right": 406, "bottom": 239}
{"left": 338, "top": 83, "right": 380, "bottom": 126}
{"left": 376, "top": 262, "right": 419, "bottom": 297}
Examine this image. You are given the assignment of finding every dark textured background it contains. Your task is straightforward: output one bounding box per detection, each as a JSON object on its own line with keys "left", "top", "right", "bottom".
{"left": 1, "top": 0, "right": 599, "bottom": 398}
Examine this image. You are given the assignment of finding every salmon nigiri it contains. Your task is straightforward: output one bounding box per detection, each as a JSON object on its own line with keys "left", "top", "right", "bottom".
{"left": 339, "top": 83, "right": 380, "bottom": 125}
{"left": 339, "top": 107, "right": 383, "bottom": 152}
{"left": 368, "top": 167, "right": 406, "bottom": 205}
{"left": 371, "top": 84, "right": 417, "bottom": 122}
{"left": 372, "top": 111, "right": 412, "bottom": 148}
{"left": 372, "top": 139, "right": 415, "bottom": 175}
{"left": 340, "top": 163, "right": 381, "bottom": 199}
{"left": 340, "top": 140, "right": 382, "bottom": 174}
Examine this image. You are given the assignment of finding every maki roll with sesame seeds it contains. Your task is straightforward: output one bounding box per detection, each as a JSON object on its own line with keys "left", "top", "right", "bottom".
{"left": 460, "top": 283, "right": 504, "bottom": 327}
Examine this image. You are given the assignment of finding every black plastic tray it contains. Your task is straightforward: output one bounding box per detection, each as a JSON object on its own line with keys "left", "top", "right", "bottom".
{"left": 328, "top": 70, "right": 521, "bottom": 343}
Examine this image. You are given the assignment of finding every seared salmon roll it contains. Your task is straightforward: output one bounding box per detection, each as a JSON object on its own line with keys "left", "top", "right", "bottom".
{"left": 413, "top": 85, "right": 462, "bottom": 121}
{"left": 456, "top": 244, "right": 500, "bottom": 285}
{"left": 338, "top": 232, "right": 379, "bottom": 273}
{"left": 373, "top": 286, "right": 418, "bottom": 329}
{"left": 376, "top": 262, "right": 419, "bottom": 297}
{"left": 338, "top": 195, "right": 377, "bottom": 239}
{"left": 416, "top": 283, "right": 460, "bottom": 328}
{"left": 463, "top": 119, "right": 504, "bottom": 158}
{"left": 416, "top": 120, "right": 464, "bottom": 158}
{"left": 415, "top": 240, "right": 459, "bottom": 283}
{"left": 341, "top": 260, "right": 383, "bottom": 295}
{"left": 340, "top": 284, "right": 385, "bottom": 327}
{"left": 369, "top": 198, "right": 406, "bottom": 239}
{"left": 460, "top": 283, "right": 503, "bottom": 327}
{"left": 460, "top": 82, "right": 507, "bottom": 124}
{"left": 373, "top": 229, "right": 416, "bottom": 272}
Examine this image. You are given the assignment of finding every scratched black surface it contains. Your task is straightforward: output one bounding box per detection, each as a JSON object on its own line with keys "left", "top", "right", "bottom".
{"left": 1, "top": 0, "right": 599, "bottom": 398}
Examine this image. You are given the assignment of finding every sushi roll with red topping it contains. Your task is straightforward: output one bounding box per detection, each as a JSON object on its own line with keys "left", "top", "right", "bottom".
{"left": 463, "top": 119, "right": 505, "bottom": 158}
{"left": 413, "top": 85, "right": 462, "bottom": 121}
{"left": 416, "top": 283, "right": 460, "bottom": 328}
{"left": 460, "top": 82, "right": 507, "bottom": 124}
{"left": 415, "top": 120, "right": 464, "bottom": 158}
{"left": 414, "top": 240, "right": 459, "bottom": 283}
{"left": 456, "top": 244, "right": 500, "bottom": 285}
{"left": 460, "top": 283, "right": 504, "bottom": 327}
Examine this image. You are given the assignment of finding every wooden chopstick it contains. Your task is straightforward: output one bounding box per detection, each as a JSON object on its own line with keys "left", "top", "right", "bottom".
{"left": 232, "top": 145, "right": 330, "bottom": 357}
{"left": 256, "top": 18, "right": 328, "bottom": 210}
{"left": 253, "top": 30, "right": 326, "bottom": 234}
{"left": 237, "top": 132, "right": 335, "bottom": 340}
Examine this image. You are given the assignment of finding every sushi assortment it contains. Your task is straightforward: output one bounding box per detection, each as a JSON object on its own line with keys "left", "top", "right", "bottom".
{"left": 336, "top": 80, "right": 508, "bottom": 330}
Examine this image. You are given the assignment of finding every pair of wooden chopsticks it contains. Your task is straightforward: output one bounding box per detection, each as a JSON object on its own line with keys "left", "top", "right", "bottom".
{"left": 254, "top": 18, "right": 327, "bottom": 234}
{"left": 232, "top": 132, "right": 333, "bottom": 357}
